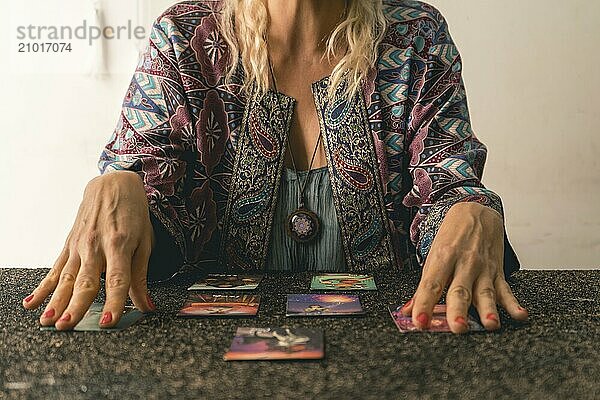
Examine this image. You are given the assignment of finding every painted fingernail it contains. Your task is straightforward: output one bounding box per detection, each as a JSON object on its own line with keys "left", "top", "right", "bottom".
{"left": 146, "top": 294, "right": 156, "bottom": 311}
{"left": 455, "top": 316, "right": 468, "bottom": 327}
{"left": 23, "top": 294, "right": 34, "bottom": 303}
{"left": 401, "top": 298, "right": 413, "bottom": 311}
{"left": 518, "top": 306, "right": 529, "bottom": 317}
{"left": 416, "top": 312, "right": 430, "bottom": 327}
{"left": 100, "top": 312, "right": 112, "bottom": 325}
{"left": 58, "top": 313, "right": 71, "bottom": 323}
{"left": 487, "top": 313, "right": 499, "bottom": 323}
{"left": 42, "top": 308, "right": 55, "bottom": 319}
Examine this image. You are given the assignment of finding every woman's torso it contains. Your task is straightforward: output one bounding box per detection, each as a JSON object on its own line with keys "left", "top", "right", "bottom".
{"left": 99, "top": 1, "right": 458, "bottom": 274}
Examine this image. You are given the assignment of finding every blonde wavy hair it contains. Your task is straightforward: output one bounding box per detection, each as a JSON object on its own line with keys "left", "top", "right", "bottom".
{"left": 218, "top": 0, "right": 387, "bottom": 100}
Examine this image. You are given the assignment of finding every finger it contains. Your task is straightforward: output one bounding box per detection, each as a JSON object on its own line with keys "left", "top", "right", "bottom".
{"left": 496, "top": 277, "right": 529, "bottom": 321}
{"left": 55, "top": 254, "right": 103, "bottom": 331}
{"left": 39, "top": 255, "right": 81, "bottom": 326}
{"left": 445, "top": 270, "right": 475, "bottom": 334}
{"left": 128, "top": 240, "right": 155, "bottom": 314}
{"left": 99, "top": 250, "right": 134, "bottom": 328}
{"left": 472, "top": 277, "right": 500, "bottom": 331}
{"left": 399, "top": 298, "right": 413, "bottom": 317}
{"left": 23, "top": 246, "right": 69, "bottom": 310}
{"left": 411, "top": 248, "right": 456, "bottom": 330}
{"left": 401, "top": 265, "right": 453, "bottom": 317}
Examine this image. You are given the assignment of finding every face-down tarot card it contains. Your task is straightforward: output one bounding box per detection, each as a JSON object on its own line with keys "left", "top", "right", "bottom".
{"left": 40, "top": 303, "right": 144, "bottom": 332}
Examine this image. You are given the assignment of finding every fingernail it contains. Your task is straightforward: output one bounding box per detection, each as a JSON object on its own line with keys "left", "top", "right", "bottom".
{"left": 486, "top": 313, "right": 499, "bottom": 323}
{"left": 24, "top": 294, "right": 34, "bottom": 303}
{"left": 58, "top": 313, "right": 71, "bottom": 323}
{"left": 455, "top": 316, "right": 468, "bottom": 327}
{"left": 416, "top": 312, "right": 430, "bottom": 327}
{"left": 100, "top": 312, "right": 112, "bottom": 325}
{"left": 518, "top": 306, "right": 529, "bottom": 317}
{"left": 146, "top": 294, "right": 156, "bottom": 311}
{"left": 401, "top": 298, "right": 413, "bottom": 311}
{"left": 42, "top": 308, "right": 55, "bottom": 319}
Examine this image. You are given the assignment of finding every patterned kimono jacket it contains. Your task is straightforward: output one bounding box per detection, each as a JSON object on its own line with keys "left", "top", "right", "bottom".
{"left": 98, "top": 0, "right": 520, "bottom": 278}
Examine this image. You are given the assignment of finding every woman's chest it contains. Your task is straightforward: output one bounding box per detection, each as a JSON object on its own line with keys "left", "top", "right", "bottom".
{"left": 215, "top": 83, "right": 398, "bottom": 272}
{"left": 269, "top": 65, "right": 333, "bottom": 170}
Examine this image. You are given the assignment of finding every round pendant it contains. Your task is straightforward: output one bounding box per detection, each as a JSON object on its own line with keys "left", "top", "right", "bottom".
{"left": 286, "top": 208, "right": 320, "bottom": 243}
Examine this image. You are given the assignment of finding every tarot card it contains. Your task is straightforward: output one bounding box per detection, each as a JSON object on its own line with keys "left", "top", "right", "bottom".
{"left": 286, "top": 294, "right": 364, "bottom": 317}
{"left": 388, "top": 304, "right": 485, "bottom": 333}
{"left": 224, "top": 327, "right": 324, "bottom": 361}
{"left": 40, "top": 303, "right": 144, "bottom": 332}
{"left": 177, "top": 294, "right": 260, "bottom": 317}
{"left": 310, "top": 274, "right": 377, "bottom": 291}
{"left": 187, "top": 274, "right": 263, "bottom": 291}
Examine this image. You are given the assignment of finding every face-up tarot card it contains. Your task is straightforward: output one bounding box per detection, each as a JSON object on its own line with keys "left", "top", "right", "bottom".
{"left": 40, "top": 303, "right": 144, "bottom": 332}
{"left": 223, "top": 327, "right": 325, "bottom": 361}
{"left": 310, "top": 274, "right": 377, "bottom": 291}
{"left": 177, "top": 294, "right": 260, "bottom": 317}
{"left": 389, "top": 304, "right": 485, "bottom": 333}
{"left": 286, "top": 294, "right": 364, "bottom": 316}
{"left": 187, "top": 274, "right": 263, "bottom": 291}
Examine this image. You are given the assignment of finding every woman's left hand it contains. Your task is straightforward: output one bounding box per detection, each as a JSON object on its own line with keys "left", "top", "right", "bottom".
{"left": 400, "top": 202, "right": 529, "bottom": 333}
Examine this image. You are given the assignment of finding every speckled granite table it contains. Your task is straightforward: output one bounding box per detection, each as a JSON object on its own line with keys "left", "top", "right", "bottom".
{"left": 0, "top": 268, "right": 598, "bottom": 400}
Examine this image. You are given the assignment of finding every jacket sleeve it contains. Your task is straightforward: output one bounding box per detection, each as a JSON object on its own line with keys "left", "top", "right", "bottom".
{"left": 97, "top": 19, "right": 195, "bottom": 279}
{"left": 402, "top": 10, "right": 519, "bottom": 275}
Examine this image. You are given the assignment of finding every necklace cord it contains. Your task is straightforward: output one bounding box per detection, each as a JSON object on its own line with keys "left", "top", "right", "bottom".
{"left": 265, "top": 1, "right": 347, "bottom": 208}
{"left": 267, "top": 57, "right": 322, "bottom": 208}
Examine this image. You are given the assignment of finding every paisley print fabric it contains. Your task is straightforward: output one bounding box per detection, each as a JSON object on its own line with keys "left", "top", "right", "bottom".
{"left": 219, "top": 90, "right": 294, "bottom": 270}
{"left": 313, "top": 78, "right": 395, "bottom": 272}
{"left": 98, "top": 0, "right": 519, "bottom": 274}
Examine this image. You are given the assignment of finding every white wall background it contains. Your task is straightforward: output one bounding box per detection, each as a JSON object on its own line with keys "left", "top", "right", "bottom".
{"left": 0, "top": 0, "right": 178, "bottom": 268}
{"left": 427, "top": 0, "right": 600, "bottom": 269}
{"left": 0, "top": 0, "right": 598, "bottom": 269}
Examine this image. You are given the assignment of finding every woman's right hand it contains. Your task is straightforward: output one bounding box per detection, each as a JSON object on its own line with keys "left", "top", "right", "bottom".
{"left": 22, "top": 170, "right": 156, "bottom": 330}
